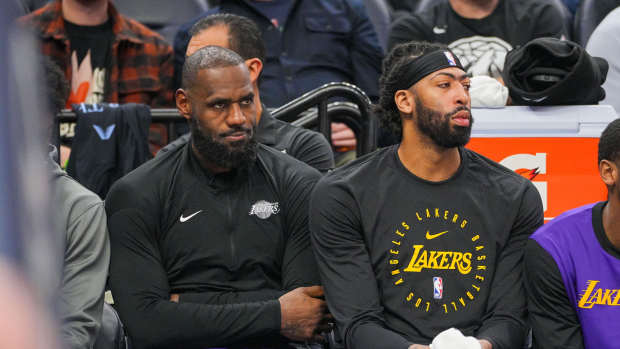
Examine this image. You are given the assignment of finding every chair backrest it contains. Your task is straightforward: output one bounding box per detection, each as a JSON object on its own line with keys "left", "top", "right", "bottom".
{"left": 574, "top": 0, "right": 620, "bottom": 45}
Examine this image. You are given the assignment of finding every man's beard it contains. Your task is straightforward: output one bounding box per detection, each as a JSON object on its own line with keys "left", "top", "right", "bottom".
{"left": 189, "top": 116, "right": 257, "bottom": 170}
{"left": 414, "top": 96, "right": 473, "bottom": 148}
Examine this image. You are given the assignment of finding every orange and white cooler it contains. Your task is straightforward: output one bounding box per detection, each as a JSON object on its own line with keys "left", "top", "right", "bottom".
{"left": 467, "top": 105, "right": 618, "bottom": 222}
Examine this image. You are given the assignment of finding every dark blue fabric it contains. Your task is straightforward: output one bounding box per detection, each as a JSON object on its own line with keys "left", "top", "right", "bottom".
{"left": 244, "top": 0, "right": 295, "bottom": 29}
{"left": 173, "top": 0, "right": 383, "bottom": 107}
{"left": 562, "top": 0, "right": 580, "bottom": 14}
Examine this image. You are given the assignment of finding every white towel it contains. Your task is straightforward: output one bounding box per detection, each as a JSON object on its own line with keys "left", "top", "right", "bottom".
{"left": 470, "top": 75, "right": 509, "bottom": 108}
{"left": 429, "top": 328, "right": 481, "bottom": 349}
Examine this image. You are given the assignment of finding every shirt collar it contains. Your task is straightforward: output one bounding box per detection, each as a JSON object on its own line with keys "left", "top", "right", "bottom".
{"left": 255, "top": 106, "right": 276, "bottom": 146}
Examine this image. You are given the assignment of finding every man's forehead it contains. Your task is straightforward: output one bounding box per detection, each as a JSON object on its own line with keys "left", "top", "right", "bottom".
{"left": 186, "top": 25, "right": 230, "bottom": 56}
{"left": 193, "top": 64, "right": 252, "bottom": 96}
{"left": 426, "top": 67, "right": 469, "bottom": 81}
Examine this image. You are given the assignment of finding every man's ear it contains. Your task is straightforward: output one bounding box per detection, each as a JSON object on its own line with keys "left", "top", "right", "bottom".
{"left": 245, "top": 58, "right": 263, "bottom": 83}
{"left": 175, "top": 88, "right": 192, "bottom": 121}
{"left": 395, "top": 89, "right": 415, "bottom": 116}
{"left": 599, "top": 159, "right": 618, "bottom": 188}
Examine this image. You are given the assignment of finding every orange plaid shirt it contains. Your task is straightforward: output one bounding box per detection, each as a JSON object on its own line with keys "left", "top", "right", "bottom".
{"left": 19, "top": 0, "right": 174, "bottom": 107}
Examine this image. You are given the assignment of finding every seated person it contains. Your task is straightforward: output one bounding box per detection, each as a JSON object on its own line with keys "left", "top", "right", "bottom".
{"left": 173, "top": 0, "right": 382, "bottom": 106}
{"left": 310, "top": 41, "right": 544, "bottom": 349}
{"left": 19, "top": 0, "right": 175, "bottom": 155}
{"left": 19, "top": 0, "right": 173, "bottom": 107}
{"left": 43, "top": 56, "right": 110, "bottom": 349}
{"left": 525, "top": 118, "right": 620, "bottom": 349}
{"left": 105, "top": 46, "right": 329, "bottom": 349}
{"left": 160, "top": 13, "right": 335, "bottom": 173}
{"left": 388, "top": 0, "right": 566, "bottom": 79}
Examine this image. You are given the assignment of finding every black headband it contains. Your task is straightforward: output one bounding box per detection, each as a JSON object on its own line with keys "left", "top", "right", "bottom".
{"left": 395, "top": 50, "right": 465, "bottom": 90}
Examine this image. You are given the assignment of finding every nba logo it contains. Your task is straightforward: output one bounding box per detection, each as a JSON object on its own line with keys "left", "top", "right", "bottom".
{"left": 443, "top": 51, "right": 457, "bottom": 66}
{"left": 433, "top": 277, "right": 443, "bottom": 299}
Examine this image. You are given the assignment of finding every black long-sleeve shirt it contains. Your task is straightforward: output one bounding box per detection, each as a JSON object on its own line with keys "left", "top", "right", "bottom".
{"left": 309, "top": 146, "right": 544, "bottom": 349}
{"left": 105, "top": 141, "right": 321, "bottom": 349}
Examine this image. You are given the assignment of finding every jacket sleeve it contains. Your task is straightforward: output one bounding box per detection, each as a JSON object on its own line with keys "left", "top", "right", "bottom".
{"left": 172, "top": 22, "right": 192, "bottom": 91}
{"left": 524, "top": 239, "right": 585, "bottom": 349}
{"left": 105, "top": 182, "right": 281, "bottom": 349}
{"left": 475, "top": 183, "right": 544, "bottom": 349}
{"left": 309, "top": 178, "right": 413, "bottom": 349}
{"left": 61, "top": 200, "right": 110, "bottom": 349}
{"left": 291, "top": 131, "right": 335, "bottom": 173}
{"left": 280, "top": 167, "right": 323, "bottom": 290}
{"left": 347, "top": 0, "right": 383, "bottom": 102}
{"left": 179, "top": 289, "right": 284, "bottom": 304}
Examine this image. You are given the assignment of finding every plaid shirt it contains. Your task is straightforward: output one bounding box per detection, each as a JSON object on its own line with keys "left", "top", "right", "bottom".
{"left": 19, "top": 0, "right": 174, "bottom": 107}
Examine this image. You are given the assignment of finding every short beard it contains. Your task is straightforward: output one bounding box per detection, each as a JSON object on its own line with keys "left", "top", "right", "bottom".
{"left": 414, "top": 95, "right": 473, "bottom": 148}
{"left": 189, "top": 116, "right": 257, "bottom": 170}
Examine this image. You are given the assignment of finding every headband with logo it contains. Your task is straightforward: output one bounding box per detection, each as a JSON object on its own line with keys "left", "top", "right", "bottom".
{"left": 395, "top": 50, "right": 465, "bottom": 91}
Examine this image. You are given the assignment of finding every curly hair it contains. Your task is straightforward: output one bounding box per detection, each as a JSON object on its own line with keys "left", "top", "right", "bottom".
{"left": 599, "top": 118, "right": 620, "bottom": 164}
{"left": 374, "top": 41, "right": 447, "bottom": 140}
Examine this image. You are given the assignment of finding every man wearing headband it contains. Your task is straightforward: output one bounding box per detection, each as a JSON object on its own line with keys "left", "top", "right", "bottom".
{"left": 310, "top": 42, "right": 543, "bottom": 349}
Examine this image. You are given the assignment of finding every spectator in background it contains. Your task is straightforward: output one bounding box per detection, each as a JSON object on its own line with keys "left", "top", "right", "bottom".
{"left": 160, "top": 13, "right": 335, "bottom": 172}
{"left": 19, "top": 0, "right": 175, "bottom": 155}
{"left": 388, "top": 0, "right": 566, "bottom": 79}
{"left": 174, "top": 0, "right": 384, "bottom": 152}
{"left": 174, "top": 0, "right": 383, "bottom": 106}
{"left": 525, "top": 118, "right": 620, "bottom": 349}
{"left": 43, "top": 56, "right": 110, "bottom": 349}
{"left": 19, "top": 0, "right": 174, "bottom": 108}
{"left": 587, "top": 7, "right": 620, "bottom": 114}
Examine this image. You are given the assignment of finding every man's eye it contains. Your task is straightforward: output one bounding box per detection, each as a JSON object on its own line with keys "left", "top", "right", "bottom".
{"left": 438, "top": 82, "right": 450, "bottom": 88}
{"left": 463, "top": 84, "right": 471, "bottom": 91}
{"left": 240, "top": 98, "right": 253, "bottom": 105}
{"left": 212, "top": 103, "right": 226, "bottom": 109}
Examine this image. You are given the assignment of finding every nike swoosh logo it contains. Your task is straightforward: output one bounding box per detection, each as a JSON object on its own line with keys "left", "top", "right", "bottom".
{"left": 179, "top": 210, "right": 202, "bottom": 223}
{"left": 426, "top": 230, "right": 448, "bottom": 240}
{"left": 433, "top": 26, "right": 447, "bottom": 34}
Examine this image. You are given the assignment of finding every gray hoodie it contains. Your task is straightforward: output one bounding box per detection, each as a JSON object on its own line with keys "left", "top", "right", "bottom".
{"left": 49, "top": 146, "right": 110, "bottom": 349}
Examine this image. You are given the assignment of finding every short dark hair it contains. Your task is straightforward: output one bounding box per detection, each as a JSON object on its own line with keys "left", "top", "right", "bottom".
{"left": 374, "top": 41, "right": 447, "bottom": 140}
{"left": 189, "top": 13, "right": 265, "bottom": 62}
{"left": 598, "top": 118, "right": 620, "bottom": 164}
{"left": 182, "top": 45, "right": 245, "bottom": 90}
{"left": 42, "top": 56, "right": 69, "bottom": 114}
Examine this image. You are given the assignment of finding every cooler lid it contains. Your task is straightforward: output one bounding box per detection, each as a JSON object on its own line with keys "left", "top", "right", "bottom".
{"left": 471, "top": 105, "right": 618, "bottom": 137}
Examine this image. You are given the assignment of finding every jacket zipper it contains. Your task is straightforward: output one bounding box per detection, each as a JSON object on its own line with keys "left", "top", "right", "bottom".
{"left": 227, "top": 192, "right": 237, "bottom": 268}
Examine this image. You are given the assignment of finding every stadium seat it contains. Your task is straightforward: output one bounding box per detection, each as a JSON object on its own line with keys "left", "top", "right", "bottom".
{"left": 574, "top": 0, "right": 620, "bottom": 45}
{"left": 114, "top": 0, "right": 209, "bottom": 44}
